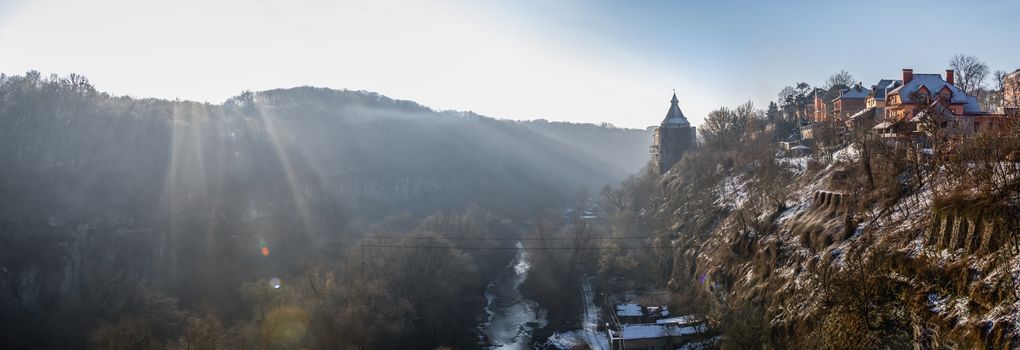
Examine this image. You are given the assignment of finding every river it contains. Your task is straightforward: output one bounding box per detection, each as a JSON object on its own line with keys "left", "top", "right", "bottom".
{"left": 478, "top": 241, "right": 547, "bottom": 349}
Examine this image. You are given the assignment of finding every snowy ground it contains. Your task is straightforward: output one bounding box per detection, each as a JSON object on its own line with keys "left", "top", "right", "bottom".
{"left": 545, "top": 278, "right": 609, "bottom": 350}
{"left": 715, "top": 175, "right": 749, "bottom": 209}
{"left": 580, "top": 279, "right": 609, "bottom": 350}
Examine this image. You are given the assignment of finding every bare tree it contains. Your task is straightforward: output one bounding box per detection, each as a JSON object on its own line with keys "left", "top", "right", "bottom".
{"left": 825, "top": 70, "right": 855, "bottom": 90}
{"left": 701, "top": 101, "right": 760, "bottom": 148}
{"left": 995, "top": 70, "right": 1008, "bottom": 92}
{"left": 600, "top": 184, "right": 626, "bottom": 214}
{"left": 949, "top": 54, "right": 989, "bottom": 96}
{"left": 563, "top": 219, "right": 597, "bottom": 275}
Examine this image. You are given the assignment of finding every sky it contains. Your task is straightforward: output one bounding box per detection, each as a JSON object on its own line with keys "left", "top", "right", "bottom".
{"left": 1, "top": 0, "right": 1019, "bottom": 128}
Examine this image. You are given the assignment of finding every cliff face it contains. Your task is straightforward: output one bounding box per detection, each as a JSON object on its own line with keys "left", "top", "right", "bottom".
{"left": 661, "top": 147, "right": 1019, "bottom": 349}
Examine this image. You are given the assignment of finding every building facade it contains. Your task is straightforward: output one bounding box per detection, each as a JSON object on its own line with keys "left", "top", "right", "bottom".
{"left": 876, "top": 68, "right": 1015, "bottom": 138}
{"left": 865, "top": 79, "right": 902, "bottom": 120}
{"left": 812, "top": 90, "right": 830, "bottom": 122}
{"left": 846, "top": 79, "right": 903, "bottom": 130}
{"left": 650, "top": 92, "right": 697, "bottom": 174}
{"left": 832, "top": 83, "right": 869, "bottom": 122}
{"left": 1005, "top": 69, "right": 1020, "bottom": 115}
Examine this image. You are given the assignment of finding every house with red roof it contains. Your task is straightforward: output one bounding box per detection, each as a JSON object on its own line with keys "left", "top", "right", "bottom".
{"left": 874, "top": 69, "right": 1014, "bottom": 138}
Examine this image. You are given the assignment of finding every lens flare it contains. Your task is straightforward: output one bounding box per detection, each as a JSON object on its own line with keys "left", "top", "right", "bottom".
{"left": 262, "top": 306, "right": 310, "bottom": 346}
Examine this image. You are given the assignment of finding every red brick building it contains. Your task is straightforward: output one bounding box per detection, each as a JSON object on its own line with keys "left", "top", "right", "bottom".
{"left": 812, "top": 90, "right": 829, "bottom": 122}
{"left": 876, "top": 68, "right": 1015, "bottom": 137}
{"left": 1004, "top": 69, "right": 1020, "bottom": 115}
{"left": 832, "top": 83, "right": 869, "bottom": 122}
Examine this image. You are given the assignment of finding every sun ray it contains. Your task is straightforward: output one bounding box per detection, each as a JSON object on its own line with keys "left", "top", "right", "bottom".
{"left": 159, "top": 101, "right": 184, "bottom": 290}
{"left": 254, "top": 99, "right": 318, "bottom": 244}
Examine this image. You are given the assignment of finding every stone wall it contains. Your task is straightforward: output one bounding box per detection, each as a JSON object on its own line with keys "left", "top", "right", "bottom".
{"left": 925, "top": 202, "right": 1016, "bottom": 255}
{"left": 653, "top": 125, "right": 696, "bottom": 173}
{"left": 791, "top": 190, "right": 850, "bottom": 251}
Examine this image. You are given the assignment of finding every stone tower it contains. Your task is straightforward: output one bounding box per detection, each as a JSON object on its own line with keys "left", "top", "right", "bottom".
{"left": 651, "top": 92, "right": 696, "bottom": 174}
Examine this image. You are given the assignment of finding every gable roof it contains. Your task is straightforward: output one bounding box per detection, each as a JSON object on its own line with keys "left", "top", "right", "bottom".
{"left": 870, "top": 79, "right": 901, "bottom": 101}
{"left": 834, "top": 83, "right": 870, "bottom": 100}
{"left": 888, "top": 73, "right": 968, "bottom": 104}
{"left": 662, "top": 92, "right": 690, "bottom": 126}
{"left": 964, "top": 95, "right": 982, "bottom": 114}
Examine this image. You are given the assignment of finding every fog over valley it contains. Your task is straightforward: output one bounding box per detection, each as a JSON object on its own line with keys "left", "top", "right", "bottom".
{"left": 3, "top": 1, "right": 1020, "bottom": 349}
{"left": 0, "top": 72, "right": 654, "bottom": 349}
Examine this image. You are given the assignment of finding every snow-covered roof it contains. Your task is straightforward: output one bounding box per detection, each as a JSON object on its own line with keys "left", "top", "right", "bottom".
{"left": 646, "top": 305, "right": 669, "bottom": 317}
{"left": 661, "top": 92, "right": 690, "bottom": 127}
{"left": 964, "top": 95, "right": 982, "bottom": 114}
{"left": 616, "top": 303, "right": 643, "bottom": 317}
{"left": 888, "top": 74, "right": 968, "bottom": 104}
{"left": 655, "top": 315, "right": 702, "bottom": 325}
{"left": 790, "top": 145, "right": 812, "bottom": 151}
{"left": 871, "top": 79, "right": 901, "bottom": 101}
{"left": 849, "top": 107, "right": 876, "bottom": 120}
{"left": 613, "top": 323, "right": 707, "bottom": 340}
{"left": 835, "top": 84, "right": 869, "bottom": 100}
{"left": 873, "top": 121, "right": 895, "bottom": 130}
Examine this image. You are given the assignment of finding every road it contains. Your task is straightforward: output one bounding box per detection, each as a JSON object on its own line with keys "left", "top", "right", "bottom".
{"left": 580, "top": 278, "right": 609, "bottom": 350}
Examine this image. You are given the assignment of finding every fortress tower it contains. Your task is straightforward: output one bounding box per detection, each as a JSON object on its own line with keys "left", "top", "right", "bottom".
{"left": 650, "top": 92, "right": 696, "bottom": 174}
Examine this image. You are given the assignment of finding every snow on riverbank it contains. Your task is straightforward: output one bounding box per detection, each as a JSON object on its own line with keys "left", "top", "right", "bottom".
{"left": 545, "top": 278, "right": 609, "bottom": 350}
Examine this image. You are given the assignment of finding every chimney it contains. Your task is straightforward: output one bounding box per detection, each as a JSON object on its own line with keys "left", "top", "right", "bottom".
{"left": 903, "top": 69, "right": 913, "bottom": 84}
{"left": 946, "top": 69, "right": 955, "bottom": 85}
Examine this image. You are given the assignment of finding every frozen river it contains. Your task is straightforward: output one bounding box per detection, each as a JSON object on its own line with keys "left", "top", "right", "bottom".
{"left": 478, "top": 242, "right": 547, "bottom": 349}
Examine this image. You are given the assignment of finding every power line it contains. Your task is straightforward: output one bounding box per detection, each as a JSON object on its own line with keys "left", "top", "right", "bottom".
{"left": 257, "top": 239, "right": 676, "bottom": 250}
{"left": 91, "top": 227, "right": 675, "bottom": 241}
{"left": 259, "top": 232, "right": 668, "bottom": 241}
{"left": 67, "top": 225, "right": 682, "bottom": 251}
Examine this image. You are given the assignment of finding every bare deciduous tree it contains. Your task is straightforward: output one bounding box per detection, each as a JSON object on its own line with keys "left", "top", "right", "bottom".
{"left": 825, "top": 70, "right": 855, "bottom": 90}
{"left": 949, "top": 54, "right": 989, "bottom": 96}
{"left": 995, "top": 70, "right": 1008, "bottom": 92}
{"left": 701, "top": 101, "right": 761, "bottom": 148}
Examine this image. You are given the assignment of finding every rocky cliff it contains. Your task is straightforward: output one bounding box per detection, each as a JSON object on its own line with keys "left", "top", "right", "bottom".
{"left": 658, "top": 144, "right": 1019, "bottom": 349}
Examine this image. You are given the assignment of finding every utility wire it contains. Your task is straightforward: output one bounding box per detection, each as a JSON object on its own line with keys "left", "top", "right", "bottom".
{"left": 93, "top": 228, "right": 675, "bottom": 241}
{"left": 258, "top": 239, "right": 676, "bottom": 250}
{"left": 68, "top": 226, "right": 681, "bottom": 250}
{"left": 259, "top": 232, "right": 668, "bottom": 241}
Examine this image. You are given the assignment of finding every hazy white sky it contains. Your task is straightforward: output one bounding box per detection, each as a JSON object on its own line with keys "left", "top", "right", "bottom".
{"left": 2, "top": 0, "right": 1019, "bottom": 128}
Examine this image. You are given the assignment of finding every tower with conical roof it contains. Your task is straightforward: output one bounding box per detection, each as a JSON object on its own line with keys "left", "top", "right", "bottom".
{"left": 650, "top": 92, "right": 697, "bottom": 173}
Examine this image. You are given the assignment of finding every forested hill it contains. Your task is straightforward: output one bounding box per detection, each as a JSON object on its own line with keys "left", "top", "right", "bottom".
{"left": 0, "top": 72, "right": 653, "bottom": 348}
{"left": 0, "top": 72, "right": 650, "bottom": 230}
